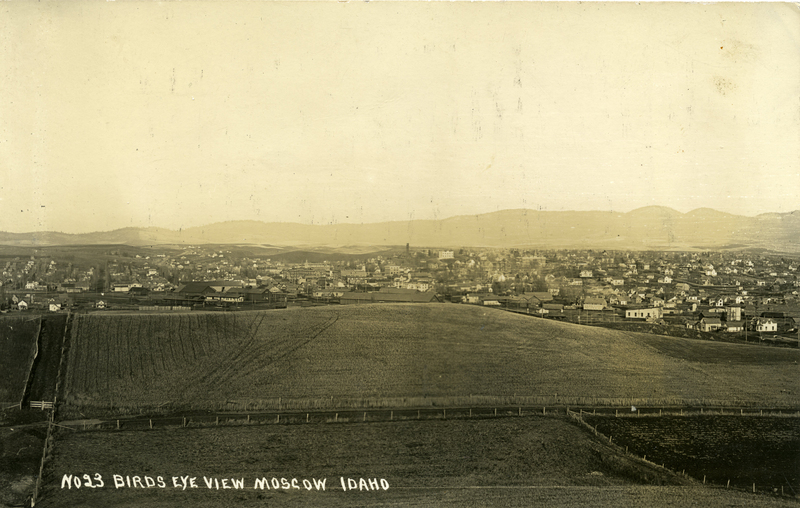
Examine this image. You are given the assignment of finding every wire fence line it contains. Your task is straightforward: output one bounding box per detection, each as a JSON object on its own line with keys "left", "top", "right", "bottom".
{"left": 57, "top": 392, "right": 800, "bottom": 416}
{"left": 30, "top": 311, "right": 72, "bottom": 507}
{"left": 56, "top": 403, "right": 800, "bottom": 433}
{"left": 566, "top": 408, "right": 799, "bottom": 499}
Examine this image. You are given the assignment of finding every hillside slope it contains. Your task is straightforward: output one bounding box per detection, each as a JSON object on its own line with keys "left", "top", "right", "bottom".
{"left": 3, "top": 207, "right": 800, "bottom": 251}
{"left": 38, "top": 417, "right": 799, "bottom": 508}
{"left": 0, "top": 316, "right": 41, "bottom": 405}
{"left": 62, "top": 305, "right": 800, "bottom": 413}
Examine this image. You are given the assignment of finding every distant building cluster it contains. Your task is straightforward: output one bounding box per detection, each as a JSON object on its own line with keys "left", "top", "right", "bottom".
{"left": 1, "top": 247, "right": 798, "bottom": 343}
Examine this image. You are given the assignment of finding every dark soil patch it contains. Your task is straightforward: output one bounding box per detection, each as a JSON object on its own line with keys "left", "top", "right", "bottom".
{"left": 584, "top": 415, "right": 800, "bottom": 494}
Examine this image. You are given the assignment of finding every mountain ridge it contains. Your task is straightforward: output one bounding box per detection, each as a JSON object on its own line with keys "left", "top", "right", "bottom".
{"left": 1, "top": 207, "right": 799, "bottom": 251}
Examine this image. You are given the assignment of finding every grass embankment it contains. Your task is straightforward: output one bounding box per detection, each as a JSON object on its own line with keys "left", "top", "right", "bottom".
{"left": 28, "top": 314, "right": 67, "bottom": 402}
{"left": 0, "top": 425, "right": 46, "bottom": 507}
{"left": 37, "top": 417, "right": 798, "bottom": 508}
{"left": 0, "top": 316, "right": 41, "bottom": 406}
{"left": 583, "top": 415, "right": 800, "bottom": 493}
{"left": 62, "top": 304, "right": 800, "bottom": 415}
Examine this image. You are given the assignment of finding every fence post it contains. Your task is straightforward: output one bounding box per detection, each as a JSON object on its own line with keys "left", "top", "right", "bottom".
{"left": 390, "top": 411, "right": 393, "bottom": 421}
{"left": 216, "top": 416, "right": 219, "bottom": 426}
{"left": 117, "top": 420, "right": 120, "bottom": 430}
{"left": 149, "top": 419, "right": 152, "bottom": 429}
{"left": 334, "top": 413, "right": 337, "bottom": 422}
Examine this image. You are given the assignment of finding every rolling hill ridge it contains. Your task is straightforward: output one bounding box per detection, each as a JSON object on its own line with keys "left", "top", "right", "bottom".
{"left": 2, "top": 207, "right": 800, "bottom": 251}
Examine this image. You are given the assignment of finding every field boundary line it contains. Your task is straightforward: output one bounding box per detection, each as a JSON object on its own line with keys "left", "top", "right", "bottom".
{"left": 19, "top": 317, "right": 42, "bottom": 408}
{"left": 31, "top": 311, "right": 72, "bottom": 507}
{"left": 54, "top": 403, "right": 800, "bottom": 432}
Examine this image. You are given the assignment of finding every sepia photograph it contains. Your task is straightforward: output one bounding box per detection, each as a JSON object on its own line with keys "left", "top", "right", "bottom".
{"left": 0, "top": 1, "right": 799, "bottom": 506}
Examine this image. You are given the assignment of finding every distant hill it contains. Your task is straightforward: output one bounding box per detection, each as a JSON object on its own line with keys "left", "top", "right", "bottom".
{"left": 2, "top": 207, "right": 799, "bottom": 251}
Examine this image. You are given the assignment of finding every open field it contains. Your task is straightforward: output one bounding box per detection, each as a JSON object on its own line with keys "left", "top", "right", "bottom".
{"left": 61, "top": 304, "right": 800, "bottom": 414}
{"left": 583, "top": 415, "right": 800, "bottom": 493}
{"left": 0, "top": 316, "right": 41, "bottom": 406}
{"left": 37, "top": 417, "right": 799, "bottom": 508}
{"left": 0, "top": 424, "right": 46, "bottom": 507}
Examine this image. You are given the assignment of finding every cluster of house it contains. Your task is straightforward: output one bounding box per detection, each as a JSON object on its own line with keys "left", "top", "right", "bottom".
{"left": 688, "top": 309, "right": 795, "bottom": 334}
{"left": 168, "top": 278, "right": 437, "bottom": 306}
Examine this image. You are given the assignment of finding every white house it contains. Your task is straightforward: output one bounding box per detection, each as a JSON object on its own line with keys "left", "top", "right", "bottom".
{"left": 625, "top": 307, "right": 663, "bottom": 320}
{"left": 754, "top": 318, "right": 777, "bottom": 333}
{"left": 583, "top": 297, "right": 606, "bottom": 311}
{"left": 699, "top": 317, "right": 723, "bottom": 332}
{"left": 725, "top": 321, "right": 744, "bottom": 333}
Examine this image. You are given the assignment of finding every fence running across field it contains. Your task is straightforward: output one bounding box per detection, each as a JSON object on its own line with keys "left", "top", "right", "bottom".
{"left": 50, "top": 402, "right": 800, "bottom": 500}
{"left": 62, "top": 392, "right": 800, "bottom": 415}
{"left": 31, "top": 312, "right": 72, "bottom": 507}
{"left": 566, "top": 408, "right": 799, "bottom": 500}
{"left": 60, "top": 402, "right": 800, "bottom": 433}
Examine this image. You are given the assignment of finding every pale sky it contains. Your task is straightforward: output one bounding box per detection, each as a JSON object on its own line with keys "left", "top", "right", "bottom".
{"left": 1, "top": 2, "right": 798, "bottom": 234}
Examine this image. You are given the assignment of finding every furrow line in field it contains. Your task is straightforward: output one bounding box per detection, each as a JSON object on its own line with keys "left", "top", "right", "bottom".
{"left": 145, "top": 316, "right": 157, "bottom": 379}
{"left": 186, "top": 314, "right": 198, "bottom": 361}
{"left": 260, "top": 313, "right": 341, "bottom": 371}
{"left": 196, "top": 313, "right": 269, "bottom": 389}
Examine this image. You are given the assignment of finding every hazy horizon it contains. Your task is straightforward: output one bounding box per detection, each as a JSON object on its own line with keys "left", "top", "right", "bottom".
{"left": 2, "top": 2, "right": 798, "bottom": 234}
{"left": 2, "top": 205, "right": 799, "bottom": 236}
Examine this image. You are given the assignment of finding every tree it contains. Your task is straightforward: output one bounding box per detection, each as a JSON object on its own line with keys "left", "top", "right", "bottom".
{"left": 528, "top": 274, "right": 548, "bottom": 292}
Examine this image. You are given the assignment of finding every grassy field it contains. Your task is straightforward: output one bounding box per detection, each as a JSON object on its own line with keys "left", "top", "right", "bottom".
{"left": 0, "top": 315, "right": 41, "bottom": 406}
{"left": 37, "top": 417, "right": 797, "bottom": 508}
{"left": 583, "top": 415, "right": 800, "bottom": 493}
{"left": 61, "top": 304, "right": 800, "bottom": 414}
{"left": 0, "top": 424, "right": 46, "bottom": 507}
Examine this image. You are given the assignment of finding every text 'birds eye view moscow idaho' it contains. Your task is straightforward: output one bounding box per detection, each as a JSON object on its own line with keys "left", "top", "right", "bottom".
{"left": 1, "top": 2, "right": 799, "bottom": 507}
